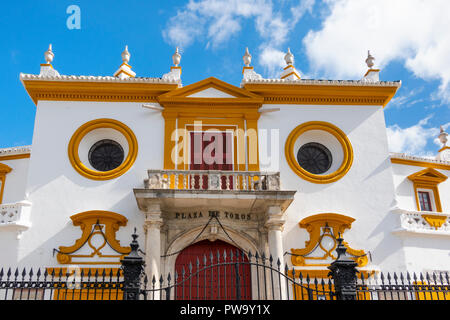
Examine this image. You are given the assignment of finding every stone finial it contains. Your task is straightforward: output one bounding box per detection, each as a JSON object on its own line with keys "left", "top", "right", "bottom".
{"left": 114, "top": 45, "right": 136, "bottom": 79}
{"left": 439, "top": 126, "right": 448, "bottom": 147}
{"left": 243, "top": 47, "right": 252, "bottom": 67}
{"left": 122, "top": 45, "right": 130, "bottom": 64}
{"left": 172, "top": 47, "right": 181, "bottom": 67}
{"left": 284, "top": 48, "right": 294, "bottom": 66}
{"left": 365, "top": 50, "right": 375, "bottom": 68}
{"left": 44, "top": 44, "right": 54, "bottom": 64}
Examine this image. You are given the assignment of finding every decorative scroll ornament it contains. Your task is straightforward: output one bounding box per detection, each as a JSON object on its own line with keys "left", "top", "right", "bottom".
{"left": 290, "top": 213, "right": 368, "bottom": 267}
{"left": 56, "top": 211, "right": 131, "bottom": 265}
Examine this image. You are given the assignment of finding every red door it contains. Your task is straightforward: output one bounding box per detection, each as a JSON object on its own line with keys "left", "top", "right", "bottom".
{"left": 190, "top": 131, "right": 233, "bottom": 189}
{"left": 174, "top": 240, "right": 252, "bottom": 300}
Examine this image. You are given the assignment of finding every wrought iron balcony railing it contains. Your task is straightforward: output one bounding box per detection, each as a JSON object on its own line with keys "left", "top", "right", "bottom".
{"left": 145, "top": 170, "right": 280, "bottom": 191}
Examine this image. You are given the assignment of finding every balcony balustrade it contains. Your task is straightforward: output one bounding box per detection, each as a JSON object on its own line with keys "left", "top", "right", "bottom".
{"left": 145, "top": 169, "right": 280, "bottom": 192}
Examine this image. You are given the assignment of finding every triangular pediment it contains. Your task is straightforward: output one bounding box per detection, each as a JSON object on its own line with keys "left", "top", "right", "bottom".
{"left": 408, "top": 168, "right": 448, "bottom": 184}
{"left": 157, "top": 77, "right": 263, "bottom": 102}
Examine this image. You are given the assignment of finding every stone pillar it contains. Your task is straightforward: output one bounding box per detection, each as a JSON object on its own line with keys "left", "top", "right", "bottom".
{"left": 143, "top": 204, "right": 163, "bottom": 298}
{"left": 265, "top": 205, "right": 287, "bottom": 300}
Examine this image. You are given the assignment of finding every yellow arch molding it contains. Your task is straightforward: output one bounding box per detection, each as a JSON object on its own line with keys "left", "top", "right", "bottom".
{"left": 290, "top": 213, "right": 368, "bottom": 268}
{"left": 285, "top": 121, "right": 353, "bottom": 184}
{"left": 57, "top": 210, "right": 131, "bottom": 265}
{"left": 68, "top": 118, "right": 138, "bottom": 180}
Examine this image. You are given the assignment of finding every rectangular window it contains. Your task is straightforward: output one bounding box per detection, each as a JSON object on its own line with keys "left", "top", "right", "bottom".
{"left": 418, "top": 191, "right": 433, "bottom": 211}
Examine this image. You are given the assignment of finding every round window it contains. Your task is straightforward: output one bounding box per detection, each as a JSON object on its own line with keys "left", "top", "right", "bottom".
{"left": 296, "top": 142, "right": 332, "bottom": 174}
{"left": 88, "top": 139, "right": 125, "bottom": 172}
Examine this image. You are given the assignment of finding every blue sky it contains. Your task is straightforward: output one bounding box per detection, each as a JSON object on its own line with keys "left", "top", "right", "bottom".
{"left": 1, "top": 0, "right": 449, "bottom": 157}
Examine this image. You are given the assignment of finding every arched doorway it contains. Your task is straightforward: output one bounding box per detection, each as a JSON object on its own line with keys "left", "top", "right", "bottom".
{"left": 174, "top": 240, "right": 252, "bottom": 300}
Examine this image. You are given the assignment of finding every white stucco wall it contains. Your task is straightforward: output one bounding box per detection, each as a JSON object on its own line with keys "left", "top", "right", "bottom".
{"left": 258, "top": 104, "right": 408, "bottom": 271}
{"left": 391, "top": 162, "right": 450, "bottom": 272}
{"left": 1, "top": 157, "right": 29, "bottom": 203}
{"left": 7, "top": 100, "right": 165, "bottom": 267}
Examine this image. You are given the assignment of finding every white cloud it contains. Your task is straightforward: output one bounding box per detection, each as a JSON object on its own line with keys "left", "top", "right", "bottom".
{"left": 303, "top": 0, "right": 450, "bottom": 102}
{"left": 163, "top": 0, "right": 314, "bottom": 75}
{"left": 386, "top": 116, "right": 449, "bottom": 156}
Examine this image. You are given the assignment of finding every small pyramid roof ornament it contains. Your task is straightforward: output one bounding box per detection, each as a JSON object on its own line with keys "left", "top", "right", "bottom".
{"left": 114, "top": 45, "right": 136, "bottom": 79}
{"left": 436, "top": 126, "right": 450, "bottom": 161}
{"left": 39, "top": 44, "right": 60, "bottom": 77}
{"left": 241, "top": 47, "right": 262, "bottom": 82}
{"left": 280, "top": 47, "right": 300, "bottom": 80}
{"left": 362, "top": 50, "right": 380, "bottom": 82}
{"left": 162, "top": 47, "right": 182, "bottom": 83}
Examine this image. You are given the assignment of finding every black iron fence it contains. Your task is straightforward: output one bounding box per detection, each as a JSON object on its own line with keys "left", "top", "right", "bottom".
{"left": 0, "top": 232, "right": 449, "bottom": 300}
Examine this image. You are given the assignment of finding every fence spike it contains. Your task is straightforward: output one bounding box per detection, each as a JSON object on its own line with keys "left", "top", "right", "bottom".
{"left": 223, "top": 250, "right": 227, "bottom": 262}
{"left": 284, "top": 264, "right": 289, "bottom": 275}
{"left": 167, "top": 273, "right": 171, "bottom": 283}
{"left": 87, "top": 268, "right": 92, "bottom": 277}
{"left": 203, "top": 254, "right": 207, "bottom": 265}
{"left": 0, "top": 268, "right": 3, "bottom": 279}
{"left": 7, "top": 268, "right": 11, "bottom": 278}
{"left": 152, "top": 275, "right": 156, "bottom": 285}
{"left": 21, "top": 267, "right": 26, "bottom": 278}
{"left": 216, "top": 250, "right": 220, "bottom": 263}
{"left": 425, "top": 272, "right": 431, "bottom": 282}
{"left": 277, "top": 258, "right": 281, "bottom": 268}
{"left": 269, "top": 254, "right": 273, "bottom": 264}
{"left": 399, "top": 272, "right": 404, "bottom": 284}
{"left": 29, "top": 268, "right": 34, "bottom": 279}
{"left": 419, "top": 272, "right": 424, "bottom": 282}
{"left": 406, "top": 271, "right": 411, "bottom": 282}
{"left": 386, "top": 272, "right": 392, "bottom": 284}
{"left": 248, "top": 250, "right": 253, "bottom": 260}
{"left": 445, "top": 272, "right": 449, "bottom": 285}
{"left": 189, "top": 262, "right": 193, "bottom": 272}
{"left": 159, "top": 275, "right": 164, "bottom": 286}
{"left": 393, "top": 272, "right": 398, "bottom": 284}
{"left": 413, "top": 272, "right": 418, "bottom": 282}
{"left": 95, "top": 268, "right": 99, "bottom": 278}
{"left": 361, "top": 272, "right": 365, "bottom": 285}
{"left": 102, "top": 268, "right": 106, "bottom": 277}
{"left": 306, "top": 273, "right": 310, "bottom": 284}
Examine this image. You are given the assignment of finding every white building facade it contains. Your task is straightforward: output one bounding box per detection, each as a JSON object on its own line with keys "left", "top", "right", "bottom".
{"left": 1, "top": 46, "right": 449, "bottom": 297}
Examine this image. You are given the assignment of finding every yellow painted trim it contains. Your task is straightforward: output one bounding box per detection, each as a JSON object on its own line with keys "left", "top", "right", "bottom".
{"left": 290, "top": 213, "right": 368, "bottom": 268}
{"left": 22, "top": 80, "right": 178, "bottom": 105}
{"left": 391, "top": 158, "right": 450, "bottom": 170}
{"left": 160, "top": 78, "right": 262, "bottom": 171}
{"left": 363, "top": 69, "right": 380, "bottom": 77}
{"left": 280, "top": 71, "right": 300, "bottom": 80}
{"left": 114, "top": 69, "right": 135, "bottom": 78}
{"left": 242, "top": 66, "right": 253, "bottom": 74}
{"left": 40, "top": 64, "right": 53, "bottom": 68}
{"left": 68, "top": 118, "right": 138, "bottom": 180}
{"left": 243, "top": 83, "right": 399, "bottom": 107}
{"left": 285, "top": 121, "right": 353, "bottom": 184}
{"left": 408, "top": 168, "right": 447, "bottom": 213}
{"left": 421, "top": 214, "right": 448, "bottom": 230}
{"left": 0, "top": 163, "right": 12, "bottom": 204}
{"left": 0, "top": 153, "right": 30, "bottom": 161}
{"left": 57, "top": 210, "right": 131, "bottom": 265}
{"left": 438, "top": 146, "right": 450, "bottom": 153}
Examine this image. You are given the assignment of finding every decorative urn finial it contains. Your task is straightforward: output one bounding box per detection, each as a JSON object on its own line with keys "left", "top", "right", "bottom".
{"left": 44, "top": 44, "right": 54, "bottom": 64}
{"left": 243, "top": 47, "right": 252, "bottom": 67}
{"left": 122, "top": 45, "right": 130, "bottom": 64}
{"left": 439, "top": 126, "right": 448, "bottom": 147}
{"left": 284, "top": 48, "right": 294, "bottom": 66}
{"left": 172, "top": 47, "right": 181, "bottom": 67}
{"left": 365, "top": 50, "right": 375, "bottom": 68}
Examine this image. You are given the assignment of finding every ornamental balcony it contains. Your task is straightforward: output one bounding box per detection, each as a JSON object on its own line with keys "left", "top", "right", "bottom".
{"left": 134, "top": 169, "right": 295, "bottom": 224}
{"left": 392, "top": 208, "right": 450, "bottom": 237}
{"left": 0, "top": 201, "right": 32, "bottom": 239}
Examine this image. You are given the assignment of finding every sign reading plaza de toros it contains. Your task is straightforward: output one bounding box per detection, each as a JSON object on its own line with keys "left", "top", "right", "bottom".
{"left": 175, "top": 210, "right": 252, "bottom": 221}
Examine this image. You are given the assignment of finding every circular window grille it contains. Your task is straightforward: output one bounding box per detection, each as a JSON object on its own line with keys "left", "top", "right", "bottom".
{"left": 88, "top": 139, "right": 125, "bottom": 172}
{"left": 296, "top": 142, "right": 332, "bottom": 174}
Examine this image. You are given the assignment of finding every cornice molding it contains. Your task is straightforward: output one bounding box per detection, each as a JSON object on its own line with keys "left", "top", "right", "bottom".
{"left": 0, "top": 146, "right": 31, "bottom": 161}
{"left": 21, "top": 77, "right": 179, "bottom": 105}
{"left": 390, "top": 153, "right": 450, "bottom": 170}
{"left": 243, "top": 82, "right": 400, "bottom": 107}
